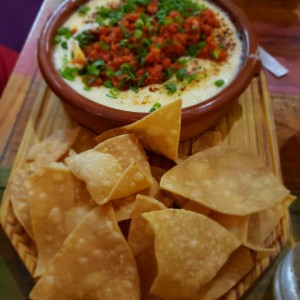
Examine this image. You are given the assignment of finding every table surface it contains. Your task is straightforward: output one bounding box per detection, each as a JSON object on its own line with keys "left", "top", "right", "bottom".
{"left": 0, "top": 0, "right": 299, "bottom": 299}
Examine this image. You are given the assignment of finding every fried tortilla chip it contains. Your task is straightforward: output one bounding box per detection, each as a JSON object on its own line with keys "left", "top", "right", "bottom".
{"left": 143, "top": 209, "right": 241, "bottom": 299}
{"left": 192, "top": 130, "right": 222, "bottom": 155}
{"left": 196, "top": 247, "right": 254, "bottom": 300}
{"left": 67, "top": 134, "right": 152, "bottom": 204}
{"left": 209, "top": 211, "right": 249, "bottom": 243}
{"left": 94, "top": 134, "right": 150, "bottom": 174}
{"left": 183, "top": 200, "right": 211, "bottom": 216}
{"left": 113, "top": 176, "right": 171, "bottom": 222}
{"left": 128, "top": 195, "right": 166, "bottom": 300}
{"left": 247, "top": 194, "right": 296, "bottom": 246}
{"left": 95, "top": 127, "right": 130, "bottom": 144}
{"left": 8, "top": 169, "right": 34, "bottom": 239}
{"left": 66, "top": 150, "right": 124, "bottom": 204}
{"left": 27, "top": 128, "right": 80, "bottom": 169}
{"left": 243, "top": 242, "right": 276, "bottom": 259}
{"left": 124, "top": 100, "right": 181, "bottom": 162}
{"left": 160, "top": 146, "right": 290, "bottom": 215}
{"left": 96, "top": 100, "right": 182, "bottom": 162}
{"left": 27, "top": 163, "right": 95, "bottom": 277}
{"left": 30, "top": 204, "right": 140, "bottom": 300}
{"left": 71, "top": 127, "right": 97, "bottom": 153}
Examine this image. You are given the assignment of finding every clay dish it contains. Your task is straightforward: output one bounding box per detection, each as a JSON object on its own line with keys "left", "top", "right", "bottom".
{"left": 38, "top": 0, "right": 260, "bottom": 140}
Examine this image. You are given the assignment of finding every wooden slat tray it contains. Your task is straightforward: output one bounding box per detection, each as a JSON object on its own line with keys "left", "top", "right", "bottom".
{"left": 0, "top": 72, "right": 290, "bottom": 299}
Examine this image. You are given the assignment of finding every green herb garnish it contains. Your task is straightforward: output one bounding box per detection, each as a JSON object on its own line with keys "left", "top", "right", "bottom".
{"left": 60, "top": 67, "right": 78, "bottom": 81}
{"left": 165, "top": 83, "right": 177, "bottom": 94}
{"left": 78, "top": 5, "right": 90, "bottom": 16}
{"left": 107, "top": 87, "right": 120, "bottom": 98}
{"left": 99, "top": 41, "right": 110, "bottom": 51}
{"left": 150, "top": 102, "right": 162, "bottom": 112}
{"left": 176, "top": 68, "right": 187, "bottom": 81}
{"left": 215, "top": 79, "right": 225, "bottom": 87}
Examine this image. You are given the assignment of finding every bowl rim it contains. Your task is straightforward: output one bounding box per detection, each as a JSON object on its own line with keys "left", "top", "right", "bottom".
{"left": 38, "top": 0, "right": 260, "bottom": 123}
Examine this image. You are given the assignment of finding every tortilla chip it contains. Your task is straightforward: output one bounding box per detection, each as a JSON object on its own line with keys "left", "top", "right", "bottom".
{"left": 27, "top": 128, "right": 80, "bottom": 169}
{"left": 108, "top": 162, "right": 151, "bottom": 200}
{"left": 30, "top": 204, "right": 140, "bottom": 300}
{"left": 160, "top": 146, "right": 290, "bottom": 215}
{"left": 124, "top": 99, "right": 181, "bottom": 162}
{"left": 169, "top": 193, "right": 188, "bottom": 208}
{"left": 192, "top": 130, "right": 222, "bottom": 155}
{"left": 183, "top": 200, "right": 211, "bottom": 216}
{"left": 143, "top": 209, "right": 241, "bottom": 299}
{"left": 71, "top": 127, "right": 97, "bottom": 153}
{"left": 196, "top": 247, "right": 254, "bottom": 300}
{"left": 150, "top": 166, "right": 166, "bottom": 183}
{"left": 243, "top": 242, "right": 276, "bottom": 259}
{"left": 113, "top": 176, "right": 170, "bottom": 222}
{"left": 209, "top": 211, "right": 249, "bottom": 242}
{"left": 8, "top": 169, "right": 34, "bottom": 239}
{"left": 67, "top": 134, "right": 152, "bottom": 204}
{"left": 94, "top": 133, "right": 150, "bottom": 173}
{"left": 66, "top": 150, "right": 124, "bottom": 204}
{"left": 27, "top": 163, "right": 95, "bottom": 277}
{"left": 128, "top": 195, "right": 166, "bottom": 300}
{"left": 95, "top": 127, "right": 130, "bottom": 144}
{"left": 96, "top": 99, "right": 182, "bottom": 162}
{"left": 247, "top": 194, "right": 296, "bottom": 246}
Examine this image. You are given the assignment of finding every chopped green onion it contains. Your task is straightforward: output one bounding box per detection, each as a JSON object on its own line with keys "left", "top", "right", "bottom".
{"left": 54, "top": 36, "right": 61, "bottom": 45}
{"left": 96, "top": 16, "right": 104, "bottom": 25}
{"left": 123, "top": 1, "right": 136, "bottom": 13}
{"left": 99, "top": 41, "right": 110, "bottom": 51}
{"left": 83, "top": 86, "right": 91, "bottom": 91}
{"left": 107, "top": 87, "right": 120, "bottom": 98}
{"left": 120, "top": 63, "right": 133, "bottom": 71}
{"left": 134, "top": 29, "right": 143, "bottom": 39}
{"left": 164, "top": 18, "right": 173, "bottom": 25}
{"left": 74, "top": 31, "right": 96, "bottom": 47}
{"left": 165, "top": 82, "right": 177, "bottom": 94}
{"left": 57, "top": 27, "right": 72, "bottom": 39}
{"left": 104, "top": 80, "right": 113, "bottom": 88}
{"left": 120, "top": 39, "right": 129, "bottom": 48}
{"left": 135, "top": 0, "right": 150, "bottom": 5}
{"left": 60, "top": 67, "right": 78, "bottom": 81}
{"left": 98, "top": 6, "right": 111, "bottom": 18}
{"left": 109, "top": 18, "right": 118, "bottom": 26}
{"left": 164, "top": 68, "right": 174, "bottom": 80}
{"left": 178, "top": 58, "right": 189, "bottom": 65}
{"left": 105, "top": 68, "right": 115, "bottom": 77}
{"left": 119, "top": 24, "right": 130, "bottom": 38}
{"left": 135, "top": 19, "right": 144, "bottom": 29}
{"left": 215, "top": 79, "right": 225, "bottom": 87}
{"left": 211, "top": 49, "right": 220, "bottom": 59}
{"left": 137, "top": 72, "right": 148, "bottom": 87}
{"left": 86, "top": 60, "right": 105, "bottom": 76}
{"left": 176, "top": 68, "right": 187, "bottom": 81}
{"left": 61, "top": 41, "right": 68, "bottom": 49}
{"left": 78, "top": 5, "right": 90, "bottom": 16}
{"left": 182, "top": 73, "right": 196, "bottom": 86}
{"left": 150, "top": 102, "right": 161, "bottom": 112}
{"left": 198, "top": 41, "right": 206, "bottom": 50}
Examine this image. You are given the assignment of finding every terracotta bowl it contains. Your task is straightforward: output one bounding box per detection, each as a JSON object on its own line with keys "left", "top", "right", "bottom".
{"left": 38, "top": 0, "right": 261, "bottom": 140}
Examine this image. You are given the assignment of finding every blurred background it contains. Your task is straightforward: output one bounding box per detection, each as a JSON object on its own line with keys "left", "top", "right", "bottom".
{"left": 0, "top": 0, "right": 43, "bottom": 95}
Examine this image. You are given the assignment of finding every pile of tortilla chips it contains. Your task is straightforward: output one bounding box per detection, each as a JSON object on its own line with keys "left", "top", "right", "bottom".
{"left": 6, "top": 98, "right": 294, "bottom": 300}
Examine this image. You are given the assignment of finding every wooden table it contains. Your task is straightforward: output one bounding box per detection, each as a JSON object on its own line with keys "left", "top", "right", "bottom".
{"left": 0, "top": 0, "right": 299, "bottom": 298}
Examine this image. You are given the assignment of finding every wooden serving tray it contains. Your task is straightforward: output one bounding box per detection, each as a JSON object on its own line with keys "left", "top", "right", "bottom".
{"left": 0, "top": 72, "right": 290, "bottom": 299}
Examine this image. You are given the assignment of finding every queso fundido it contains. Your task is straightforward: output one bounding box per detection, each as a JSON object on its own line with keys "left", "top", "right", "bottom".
{"left": 53, "top": 0, "right": 243, "bottom": 112}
